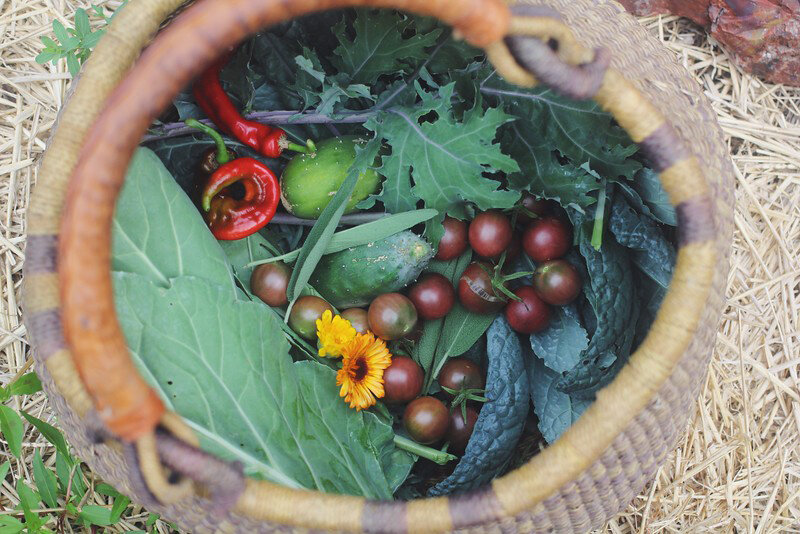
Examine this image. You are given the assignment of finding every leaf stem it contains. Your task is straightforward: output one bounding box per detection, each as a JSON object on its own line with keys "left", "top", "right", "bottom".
{"left": 393, "top": 435, "right": 456, "bottom": 465}
{"left": 143, "top": 111, "right": 375, "bottom": 142}
{"left": 591, "top": 184, "right": 607, "bottom": 250}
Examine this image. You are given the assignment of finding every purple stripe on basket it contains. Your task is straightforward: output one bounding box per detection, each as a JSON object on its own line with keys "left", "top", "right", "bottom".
{"left": 505, "top": 36, "right": 611, "bottom": 100}
{"left": 510, "top": 4, "right": 563, "bottom": 19}
{"left": 676, "top": 195, "right": 716, "bottom": 247}
{"left": 155, "top": 428, "right": 245, "bottom": 514}
{"left": 639, "top": 123, "right": 690, "bottom": 173}
{"left": 27, "top": 309, "right": 66, "bottom": 361}
{"left": 122, "top": 441, "right": 160, "bottom": 508}
{"left": 448, "top": 487, "right": 504, "bottom": 529}
{"left": 362, "top": 500, "right": 407, "bottom": 534}
{"left": 25, "top": 234, "right": 58, "bottom": 274}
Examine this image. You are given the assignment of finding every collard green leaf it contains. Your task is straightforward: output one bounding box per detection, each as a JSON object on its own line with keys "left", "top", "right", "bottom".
{"left": 114, "top": 273, "right": 411, "bottom": 498}
{"left": 429, "top": 316, "right": 529, "bottom": 495}
{"left": 609, "top": 195, "right": 676, "bottom": 289}
{"left": 369, "top": 83, "right": 519, "bottom": 226}
{"left": 112, "top": 148, "right": 235, "bottom": 292}
{"left": 526, "top": 355, "right": 590, "bottom": 444}
{"left": 529, "top": 304, "right": 589, "bottom": 374}
{"left": 331, "top": 10, "right": 441, "bottom": 85}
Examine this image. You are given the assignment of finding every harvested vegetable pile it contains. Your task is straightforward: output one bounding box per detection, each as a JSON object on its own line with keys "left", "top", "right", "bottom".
{"left": 112, "top": 9, "right": 677, "bottom": 499}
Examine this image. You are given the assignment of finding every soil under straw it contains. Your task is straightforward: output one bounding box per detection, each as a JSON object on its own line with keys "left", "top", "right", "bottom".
{"left": 1, "top": 2, "right": 798, "bottom": 532}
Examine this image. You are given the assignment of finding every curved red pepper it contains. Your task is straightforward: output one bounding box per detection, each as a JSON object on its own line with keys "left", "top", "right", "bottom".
{"left": 201, "top": 158, "right": 280, "bottom": 240}
{"left": 194, "top": 52, "right": 311, "bottom": 159}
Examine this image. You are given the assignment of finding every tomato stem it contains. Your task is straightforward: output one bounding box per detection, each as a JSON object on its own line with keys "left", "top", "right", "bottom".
{"left": 393, "top": 435, "right": 457, "bottom": 465}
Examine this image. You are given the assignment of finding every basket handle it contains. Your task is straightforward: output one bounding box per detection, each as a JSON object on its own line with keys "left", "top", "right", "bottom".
{"left": 59, "top": 0, "right": 511, "bottom": 443}
{"left": 60, "top": 0, "right": 714, "bottom": 508}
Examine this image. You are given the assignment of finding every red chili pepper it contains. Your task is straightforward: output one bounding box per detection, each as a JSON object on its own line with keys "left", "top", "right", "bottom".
{"left": 194, "top": 52, "right": 314, "bottom": 159}
{"left": 201, "top": 157, "right": 280, "bottom": 240}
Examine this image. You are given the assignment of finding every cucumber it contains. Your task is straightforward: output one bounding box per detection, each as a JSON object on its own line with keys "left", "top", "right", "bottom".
{"left": 280, "top": 136, "right": 382, "bottom": 219}
{"left": 310, "top": 231, "right": 433, "bottom": 308}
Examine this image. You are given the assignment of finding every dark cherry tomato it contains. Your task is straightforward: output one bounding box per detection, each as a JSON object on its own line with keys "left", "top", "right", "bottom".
{"left": 341, "top": 308, "right": 370, "bottom": 334}
{"left": 408, "top": 273, "right": 455, "bottom": 320}
{"left": 469, "top": 211, "right": 513, "bottom": 259}
{"left": 435, "top": 217, "right": 468, "bottom": 261}
{"left": 522, "top": 217, "right": 571, "bottom": 262}
{"left": 534, "top": 260, "right": 583, "bottom": 306}
{"left": 517, "top": 193, "right": 551, "bottom": 225}
{"left": 403, "top": 396, "right": 449, "bottom": 445}
{"left": 288, "top": 296, "right": 334, "bottom": 340}
{"left": 383, "top": 356, "right": 424, "bottom": 404}
{"left": 250, "top": 262, "right": 290, "bottom": 307}
{"left": 438, "top": 358, "right": 484, "bottom": 394}
{"left": 368, "top": 293, "right": 418, "bottom": 341}
{"left": 505, "top": 286, "right": 551, "bottom": 334}
{"left": 457, "top": 262, "right": 505, "bottom": 314}
{"left": 446, "top": 406, "right": 479, "bottom": 455}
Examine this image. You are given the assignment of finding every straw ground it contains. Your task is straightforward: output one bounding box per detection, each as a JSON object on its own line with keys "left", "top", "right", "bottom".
{"left": 1, "top": 1, "right": 798, "bottom": 532}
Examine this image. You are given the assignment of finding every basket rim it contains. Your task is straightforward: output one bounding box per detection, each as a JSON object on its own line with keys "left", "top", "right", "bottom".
{"left": 24, "top": 0, "right": 723, "bottom": 531}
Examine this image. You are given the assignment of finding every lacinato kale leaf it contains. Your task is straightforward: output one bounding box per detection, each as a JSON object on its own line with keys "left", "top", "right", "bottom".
{"left": 557, "top": 232, "right": 637, "bottom": 399}
{"left": 428, "top": 316, "right": 529, "bottom": 496}
{"left": 526, "top": 353, "right": 591, "bottom": 444}
{"left": 530, "top": 304, "right": 589, "bottom": 374}
{"left": 609, "top": 195, "right": 676, "bottom": 289}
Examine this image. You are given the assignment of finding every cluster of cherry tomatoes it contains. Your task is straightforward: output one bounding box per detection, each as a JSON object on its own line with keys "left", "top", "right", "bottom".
{"left": 422, "top": 194, "right": 583, "bottom": 335}
{"left": 384, "top": 356, "right": 484, "bottom": 454}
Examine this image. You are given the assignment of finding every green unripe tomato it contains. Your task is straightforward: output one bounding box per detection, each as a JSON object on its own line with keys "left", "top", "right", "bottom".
{"left": 288, "top": 296, "right": 334, "bottom": 341}
{"left": 280, "top": 136, "right": 382, "bottom": 219}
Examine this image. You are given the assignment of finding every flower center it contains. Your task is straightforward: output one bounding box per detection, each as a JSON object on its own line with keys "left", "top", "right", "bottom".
{"left": 352, "top": 357, "right": 368, "bottom": 381}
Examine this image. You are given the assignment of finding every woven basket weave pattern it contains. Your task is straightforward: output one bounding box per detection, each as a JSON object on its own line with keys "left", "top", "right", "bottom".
{"left": 27, "top": 0, "right": 733, "bottom": 531}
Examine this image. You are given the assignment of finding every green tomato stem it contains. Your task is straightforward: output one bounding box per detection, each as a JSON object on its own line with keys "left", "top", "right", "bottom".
{"left": 285, "top": 139, "right": 317, "bottom": 155}
{"left": 393, "top": 435, "right": 456, "bottom": 465}
{"left": 185, "top": 118, "right": 231, "bottom": 164}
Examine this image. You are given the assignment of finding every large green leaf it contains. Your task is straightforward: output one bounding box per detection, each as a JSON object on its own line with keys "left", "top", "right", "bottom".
{"left": 331, "top": 10, "right": 441, "bottom": 85}
{"left": 114, "top": 272, "right": 411, "bottom": 498}
{"left": 112, "top": 147, "right": 235, "bottom": 292}
{"left": 369, "top": 83, "right": 519, "bottom": 223}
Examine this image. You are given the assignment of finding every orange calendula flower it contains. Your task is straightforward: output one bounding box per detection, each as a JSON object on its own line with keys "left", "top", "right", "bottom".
{"left": 336, "top": 333, "right": 392, "bottom": 411}
{"left": 316, "top": 310, "right": 357, "bottom": 358}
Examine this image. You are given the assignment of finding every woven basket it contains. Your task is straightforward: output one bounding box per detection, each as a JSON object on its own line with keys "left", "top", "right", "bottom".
{"left": 23, "top": 0, "right": 734, "bottom": 531}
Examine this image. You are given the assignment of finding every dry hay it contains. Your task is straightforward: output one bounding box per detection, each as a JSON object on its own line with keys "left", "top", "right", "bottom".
{"left": 1, "top": 2, "right": 799, "bottom": 532}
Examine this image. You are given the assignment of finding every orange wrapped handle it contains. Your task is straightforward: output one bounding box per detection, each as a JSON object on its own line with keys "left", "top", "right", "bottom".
{"left": 60, "top": 0, "right": 512, "bottom": 441}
